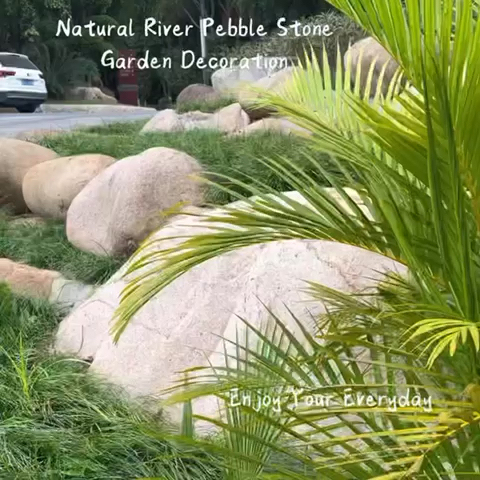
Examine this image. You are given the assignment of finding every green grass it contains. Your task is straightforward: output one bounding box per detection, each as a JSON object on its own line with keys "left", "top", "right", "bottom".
{"left": 41, "top": 126, "right": 335, "bottom": 205}
{"left": 81, "top": 120, "right": 148, "bottom": 135}
{"left": 0, "top": 211, "right": 124, "bottom": 284}
{"left": 0, "top": 284, "right": 220, "bottom": 479}
{"left": 176, "top": 97, "right": 236, "bottom": 114}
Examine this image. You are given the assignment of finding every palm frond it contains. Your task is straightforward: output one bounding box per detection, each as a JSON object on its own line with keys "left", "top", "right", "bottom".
{"left": 113, "top": 0, "right": 480, "bottom": 476}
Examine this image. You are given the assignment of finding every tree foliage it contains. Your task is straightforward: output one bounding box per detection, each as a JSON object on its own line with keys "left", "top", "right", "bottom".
{"left": 0, "top": 0, "right": 333, "bottom": 101}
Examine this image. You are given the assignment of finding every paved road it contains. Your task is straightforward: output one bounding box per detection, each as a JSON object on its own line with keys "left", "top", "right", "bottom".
{"left": 0, "top": 109, "right": 157, "bottom": 138}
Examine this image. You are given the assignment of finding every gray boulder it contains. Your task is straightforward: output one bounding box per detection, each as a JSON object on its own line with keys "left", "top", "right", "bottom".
{"left": 212, "top": 56, "right": 288, "bottom": 93}
{"left": 176, "top": 84, "right": 222, "bottom": 108}
{"left": 238, "top": 67, "right": 296, "bottom": 120}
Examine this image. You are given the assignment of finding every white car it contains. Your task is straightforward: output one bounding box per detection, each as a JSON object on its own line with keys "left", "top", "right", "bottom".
{"left": 0, "top": 53, "right": 47, "bottom": 113}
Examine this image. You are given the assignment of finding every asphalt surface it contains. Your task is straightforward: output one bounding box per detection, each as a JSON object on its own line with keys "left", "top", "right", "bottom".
{"left": 0, "top": 110, "right": 157, "bottom": 137}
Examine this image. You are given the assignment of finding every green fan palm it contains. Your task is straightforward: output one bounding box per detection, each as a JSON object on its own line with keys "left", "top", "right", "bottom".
{"left": 113, "top": 0, "right": 480, "bottom": 477}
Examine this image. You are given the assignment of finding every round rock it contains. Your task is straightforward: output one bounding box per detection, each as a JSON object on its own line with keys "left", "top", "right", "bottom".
{"left": 23, "top": 154, "right": 115, "bottom": 219}
{"left": 66, "top": 147, "right": 204, "bottom": 257}
{"left": 56, "top": 191, "right": 404, "bottom": 424}
{"left": 176, "top": 84, "right": 222, "bottom": 108}
{"left": 345, "top": 37, "right": 400, "bottom": 97}
{"left": 238, "top": 67, "right": 296, "bottom": 120}
{"left": 0, "top": 139, "right": 58, "bottom": 213}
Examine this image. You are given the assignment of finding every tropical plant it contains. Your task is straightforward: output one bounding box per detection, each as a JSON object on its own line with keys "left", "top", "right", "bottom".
{"left": 114, "top": 0, "right": 480, "bottom": 477}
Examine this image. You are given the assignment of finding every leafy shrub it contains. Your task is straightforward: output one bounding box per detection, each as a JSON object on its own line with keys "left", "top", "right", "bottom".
{"left": 23, "top": 40, "right": 99, "bottom": 99}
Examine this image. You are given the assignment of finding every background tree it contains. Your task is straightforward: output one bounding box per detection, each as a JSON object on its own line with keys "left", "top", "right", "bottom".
{"left": 0, "top": 0, "right": 346, "bottom": 103}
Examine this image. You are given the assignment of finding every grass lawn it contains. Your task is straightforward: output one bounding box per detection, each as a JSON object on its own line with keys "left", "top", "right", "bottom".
{"left": 40, "top": 122, "right": 335, "bottom": 205}
{"left": 0, "top": 211, "right": 124, "bottom": 284}
{"left": 0, "top": 285, "right": 220, "bottom": 478}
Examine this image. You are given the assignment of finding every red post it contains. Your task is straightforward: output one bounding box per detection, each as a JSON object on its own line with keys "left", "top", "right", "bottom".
{"left": 117, "top": 49, "right": 139, "bottom": 106}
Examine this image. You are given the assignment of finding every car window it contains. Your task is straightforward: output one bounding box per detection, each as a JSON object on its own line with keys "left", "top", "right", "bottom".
{"left": 0, "top": 54, "right": 39, "bottom": 70}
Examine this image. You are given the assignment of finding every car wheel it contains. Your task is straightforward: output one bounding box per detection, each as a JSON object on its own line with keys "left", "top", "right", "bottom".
{"left": 16, "top": 104, "right": 37, "bottom": 113}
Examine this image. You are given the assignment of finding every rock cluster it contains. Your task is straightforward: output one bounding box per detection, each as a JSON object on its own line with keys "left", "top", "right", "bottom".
{"left": 66, "top": 86, "right": 117, "bottom": 104}
{"left": 0, "top": 140, "right": 204, "bottom": 257}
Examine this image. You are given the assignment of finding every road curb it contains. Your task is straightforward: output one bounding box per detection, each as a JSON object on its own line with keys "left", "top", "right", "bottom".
{"left": 41, "top": 104, "right": 157, "bottom": 114}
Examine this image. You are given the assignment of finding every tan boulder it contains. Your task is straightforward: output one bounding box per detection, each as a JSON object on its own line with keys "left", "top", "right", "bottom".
{"left": 67, "top": 86, "right": 117, "bottom": 104}
{"left": 141, "top": 109, "right": 183, "bottom": 133}
{"left": 345, "top": 37, "right": 400, "bottom": 96}
{"left": 212, "top": 103, "right": 250, "bottom": 133}
{"left": 0, "top": 258, "right": 61, "bottom": 299}
{"left": 0, "top": 139, "right": 58, "bottom": 213}
{"left": 0, "top": 258, "right": 95, "bottom": 309}
{"left": 66, "top": 147, "right": 203, "bottom": 257}
{"left": 142, "top": 106, "right": 249, "bottom": 134}
{"left": 56, "top": 191, "right": 404, "bottom": 425}
{"left": 176, "top": 83, "right": 222, "bottom": 108}
{"left": 141, "top": 110, "right": 216, "bottom": 134}
{"left": 238, "top": 67, "right": 296, "bottom": 120}
{"left": 23, "top": 154, "right": 115, "bottom": 220}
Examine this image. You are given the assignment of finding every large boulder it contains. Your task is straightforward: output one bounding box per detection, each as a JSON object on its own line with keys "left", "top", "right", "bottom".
{"left": 141, "top": 104, "right": 250, "bottom": 134}
{"left": 67, "top": 86, "right": 117, "bottom": 104}
{"left": 56, "top": 192, "right": 403, "bottom": 424}
{"left": 23, "top": 154, "right": 115, "bottom": 220}
{"left": 212, "top": 57, "right": 288, "bottom": 93}
{"left": 0, "top": 139, "right": 58, "bottom": 213}
{"left": 142, "top": 109, "right": 248, "bottom": 134}
{"left": 345, "top": 37, "right": 400, "bottom": 96}
{"left": 238, "top": 67, "right": 296, "bottom": 120}
{"left": 66, "top": 147, "right": 203, "bottom": 257}
{"left": 212, "top": 103, "right": 250, "bottom": 133}
{"left": 0, "top": 258, "right": 60, "bottom": 299}
{"left": 176, "top": 84, "right": 222, "bottom": 109}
